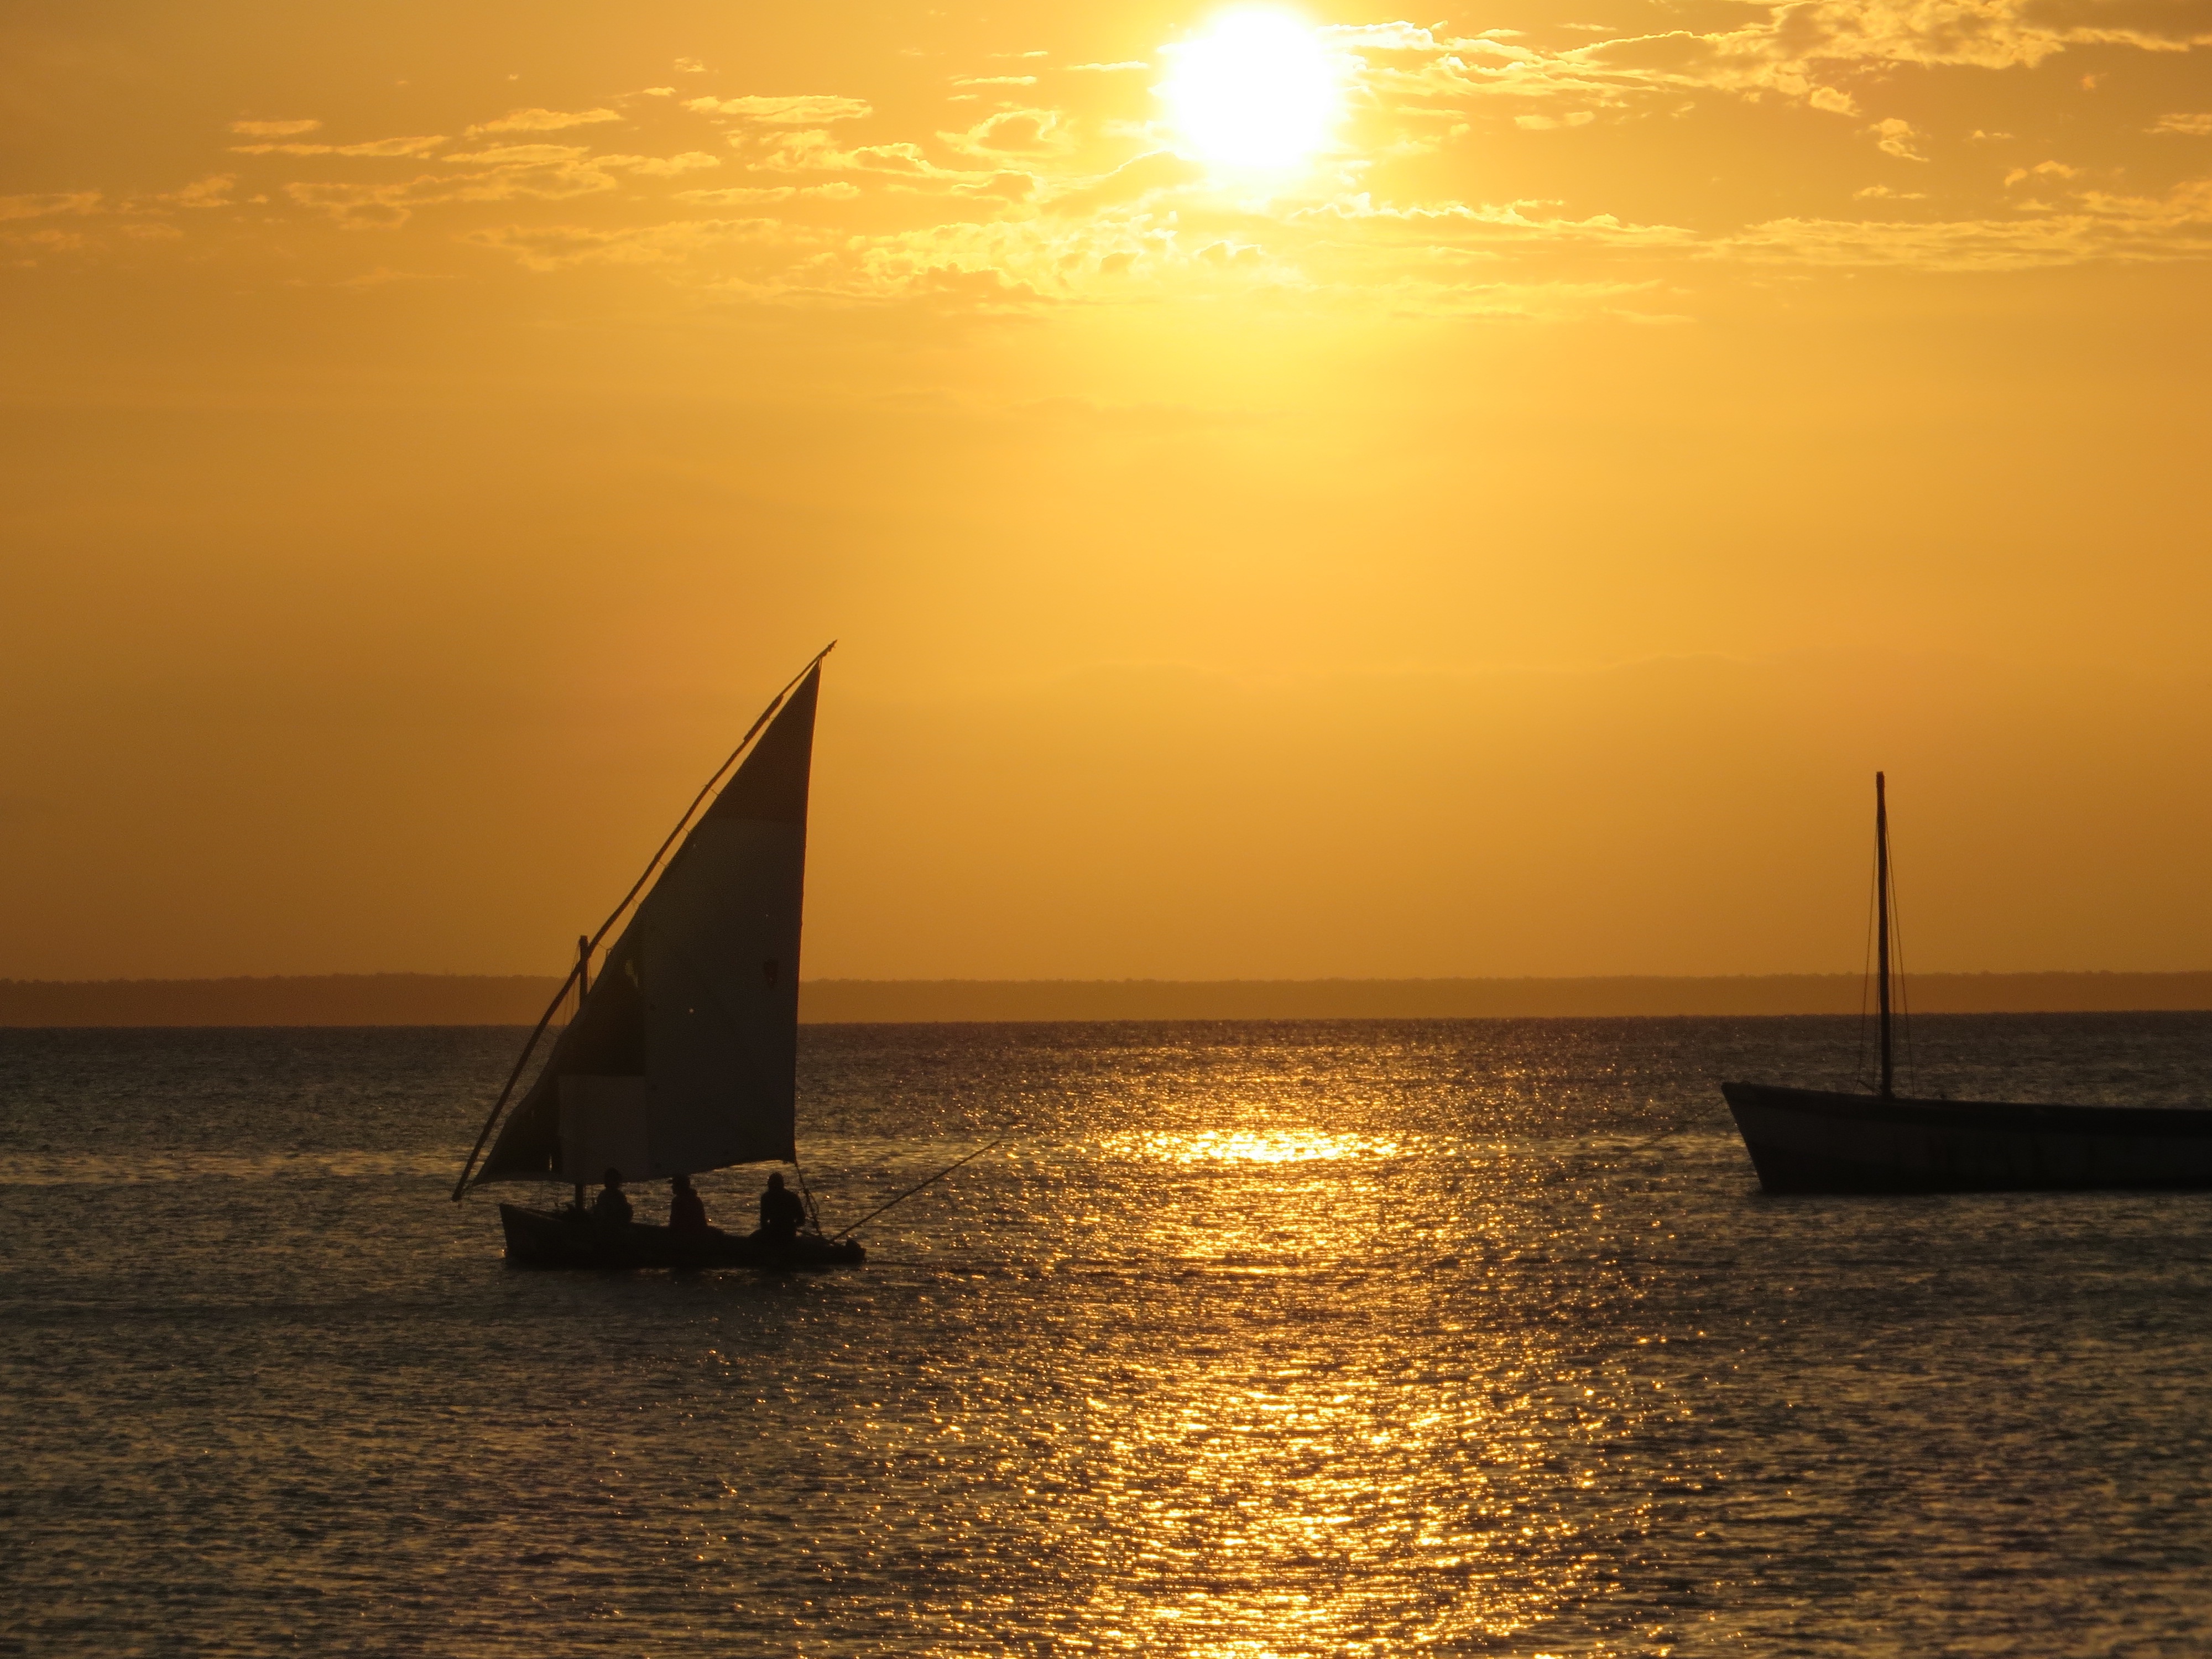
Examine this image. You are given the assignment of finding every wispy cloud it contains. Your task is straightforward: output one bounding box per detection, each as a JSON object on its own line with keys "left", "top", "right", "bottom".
{"left": 462, "top": 217, "right": 778, "bottom": 270}
{"left": 465, "top": 107, "right": 622, "bottom": 136}
{"left": 1337, "top": 3, "right": 2212, "bottom": 123}
{"left": 1869, "top": 118, "right": 1929, "bottom": 161}
{"left": 29, "top": 7, "right": 2212, "bottom": 312}
{"left": 0, "top": 191, "right": 104, "bottom": 221}
{"left": 674, "top": 182, "right": 861, "bottom": 204}
{"left": 163, "top": 175, "right": 237, "bottom": 208}
{"left": 285, "top": 147, "right": 624, "bottom": 228}
{"left": 231, "top": 135, "right": 447, "bottom": 158}
{"left": 596, "top": 152, "right": 723, "bottom": 176}
{"left": 940, "top": 109, "right": 1076, "bottom": 159}
{"left": 745, "top": 128, "right": 956, "bottom": 178}
{"left": 686, "top": 95, "right": 873, "bottom": 125}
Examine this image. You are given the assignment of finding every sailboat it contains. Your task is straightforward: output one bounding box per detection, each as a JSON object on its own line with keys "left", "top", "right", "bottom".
{"left": 451, "top": 646, "right": 866, "bottom": 1268}
{"left": 1721, "top": 773, "right": 2212, "bottom": 1193}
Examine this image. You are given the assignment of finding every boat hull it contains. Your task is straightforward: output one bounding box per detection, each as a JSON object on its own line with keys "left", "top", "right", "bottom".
{"left": 1721, "top": 1082, "right": 2212, "bottom": 1194}
{"left": 498, "top": 1203, "right": 867, "bottom": 1270}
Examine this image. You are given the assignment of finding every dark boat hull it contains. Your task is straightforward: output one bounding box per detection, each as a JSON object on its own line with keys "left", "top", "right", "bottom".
{"left": 1721, "top": 1082, "right": 2212, "bottom": 1194}
{"left": 498, "top": 1204, "right": 867, "bottom": 1270}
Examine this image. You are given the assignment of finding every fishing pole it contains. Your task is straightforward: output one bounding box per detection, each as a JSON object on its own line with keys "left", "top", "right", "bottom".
{"left": 828, "top": 1133, "right": 1012, "bottom": 1243}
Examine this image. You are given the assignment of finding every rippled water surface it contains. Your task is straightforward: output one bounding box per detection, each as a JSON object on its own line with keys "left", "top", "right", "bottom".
{"left": 6, "top": 1015, "right": 2212, "bottom": 1656}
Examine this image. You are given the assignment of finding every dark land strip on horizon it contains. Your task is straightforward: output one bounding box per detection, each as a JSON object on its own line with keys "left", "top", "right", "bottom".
{"left": 4, "top": 972, "right": 2212, "bottom": 1026}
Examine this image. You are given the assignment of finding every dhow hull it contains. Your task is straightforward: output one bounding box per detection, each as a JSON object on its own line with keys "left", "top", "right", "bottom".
{"left": 498, "top": 1203, "right": 866, "bottom": 1270}
{"left": 1721, "top": 1082, "right": 2212, "bottom": 1194}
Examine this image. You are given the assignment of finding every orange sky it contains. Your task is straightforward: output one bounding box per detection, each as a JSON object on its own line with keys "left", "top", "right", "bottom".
{"left": 3, "top": 0, "right": 2209, "bottom": 980}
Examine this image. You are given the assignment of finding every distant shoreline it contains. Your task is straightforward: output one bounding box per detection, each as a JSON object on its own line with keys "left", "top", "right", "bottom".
{"left": 4, "top": 971, "right": 2210, "bottom": 1026}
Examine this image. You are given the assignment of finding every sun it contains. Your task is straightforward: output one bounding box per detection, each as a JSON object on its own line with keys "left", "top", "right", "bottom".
{"left": 1160, "top": 8, "right": 1344, "bottom": 174}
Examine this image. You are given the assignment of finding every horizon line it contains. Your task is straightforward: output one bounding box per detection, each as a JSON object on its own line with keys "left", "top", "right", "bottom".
{"left": 7, "top": 969, "right": 2212, "bottom": 1026}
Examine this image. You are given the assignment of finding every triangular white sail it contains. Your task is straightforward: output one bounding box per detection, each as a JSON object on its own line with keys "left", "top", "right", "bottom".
{"left": 471, "top": 665, "right": 820, "bottom": 1186}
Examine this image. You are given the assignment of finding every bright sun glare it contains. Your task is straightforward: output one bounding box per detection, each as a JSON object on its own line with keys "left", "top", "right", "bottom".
{"left": 1161, "top": 8, "right": 1343, "bottom": 173}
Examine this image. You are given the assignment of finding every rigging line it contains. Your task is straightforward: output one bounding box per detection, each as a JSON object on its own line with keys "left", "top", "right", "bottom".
{"left": 1858, "top": 834, "right": 1879, "bottom": 1091}
{"left": 582, "top": 639, "right": 837, "bottom": 971}
{"left": 790, "top": 1159, "right": 823, "bottom": 1234}
{"left": 449, "top": 640, "right": 836, "bottom": 1201}
{"left": 828, "top": 1133, "right": 1013, "bottom": 1243}
{"left": 448, "top": 969, "right": 585, "bottom": 1201}
{"left": 1890, "top": 841, "right": 1916, "bottom": 1093}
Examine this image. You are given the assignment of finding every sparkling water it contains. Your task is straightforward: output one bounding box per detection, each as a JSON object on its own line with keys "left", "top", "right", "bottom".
{"left": 6, "top": 1015, "right": 2211, "bottom": 1655}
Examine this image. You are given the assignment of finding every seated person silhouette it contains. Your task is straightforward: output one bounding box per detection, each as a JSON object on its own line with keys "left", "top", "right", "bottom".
{"left": 668, "top": 1173, "right": 713, "bottom": 1240}
{"left": 757, "top": 1171, "right": 807, "bottom": 1244}
{"left": 592, "top": 1168, "right": 633, "bottom": 1228}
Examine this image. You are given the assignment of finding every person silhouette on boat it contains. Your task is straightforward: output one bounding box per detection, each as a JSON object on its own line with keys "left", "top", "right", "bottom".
{"left": 592, "top": 1168, "right": 633, "bottom": 1229}
{"left": 668, "top": 1173, "right": 713, "bottom": 1240}
{"left": 757, "top": 1171, "right": 807, "bottom": 1244}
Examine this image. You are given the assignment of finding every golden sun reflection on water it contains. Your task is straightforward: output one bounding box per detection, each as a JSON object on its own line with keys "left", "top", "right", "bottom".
{"left": 1060, "top": 1113, "right": 1593, "bottom": 1650}
{"left": 1120, "top": 1128, "right": 1402, "bottom": 1165}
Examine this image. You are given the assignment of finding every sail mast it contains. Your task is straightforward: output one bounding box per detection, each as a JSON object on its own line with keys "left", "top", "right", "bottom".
{"left": 1876, "top": 770, "right": 1893, "bottom": 1100}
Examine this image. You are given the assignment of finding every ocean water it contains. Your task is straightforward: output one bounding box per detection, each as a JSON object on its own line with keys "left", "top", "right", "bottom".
{"left": 4, "top": 1014, "right": 2212, "bottom": 1657}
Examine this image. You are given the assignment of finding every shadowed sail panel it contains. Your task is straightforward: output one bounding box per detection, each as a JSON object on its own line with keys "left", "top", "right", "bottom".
{"left": 473, "top": 667, "right": 818, "bottom": 1185}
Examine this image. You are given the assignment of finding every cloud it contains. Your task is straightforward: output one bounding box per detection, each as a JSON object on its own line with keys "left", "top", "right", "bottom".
{"left": 2004, "top": 159, "right": 2085, "bottom": 185}
{"left": 1342, "top": 2, "right": 2212, "bottom": 126}
{"left": 686, "top": 94, "right": 872, "bottom": 124}
{"left": 746, "top": 128, "right": 957, "bottom": 178}
{"left": 75, "top": 8, "right": 2212, "bottom": 305}
{"left": 593, "top": 151, "right": 723, "bottom": 176}
{"left": 465, "top": 107, "right": 622, "bottom": 136}
{"left": 1042, "top": 151, "right": 1206, "bottom": 215}
{"left": 334, "top": 134, "right": 449, "bottom": 158}
{"left": 672, "top": 182, "right": 861, "bottom": 204}
{"left": 1719, "top": 178, "right": 2212, "bottom": 270}
{"left": 231, "top": 135, "right": 447, "bottom": 158}
{"left": 441, "top": 143, "right": 593, "bottom": 166}
{"left": 952, "top": 171, "right": 1039, "bottom": 202}
{"left": 164, "top": 175, "right": 237, "bottom": 208}
{"left": 11, "top": 227, "right": 90, "bottom": 252}
{"left": 1301, "top": 192, "right": 1698, "bottom": 252}
{"left": 285, "top": 147, "right": 622, "bottom": 227}
{"left": 330, "top": 267, "right": 452, "bottom": 288}
{"left": 464, "top": 217, "right": 778, "bottom": 270}
{"left": 940, "top": 108, "right": 1075, "bottom": 159}
{"left": 228, "top": 118, "right": 321, "bottom": 137}
{"left": 1869, "top": 118, "right": 1928, "bottom": 161}
{"left": 0, "top": 191, "right": 103, "bottom": 221}
{"left": 1066, "top": 61, "right": 1149, "bottom": 72}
